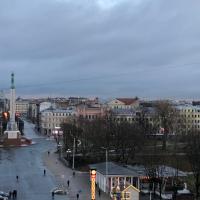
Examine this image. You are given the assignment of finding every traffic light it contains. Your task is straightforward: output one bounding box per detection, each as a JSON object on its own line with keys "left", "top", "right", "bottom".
{"left": 2, "top": 112, "right": 9, "bottom": 121}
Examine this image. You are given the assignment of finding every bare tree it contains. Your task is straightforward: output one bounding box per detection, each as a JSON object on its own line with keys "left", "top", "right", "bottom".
{"left": 186, "top": 130, "right": 200, "bottom": 200}
{"left": 154, "top": 101, "right": 177, "bottom": 150}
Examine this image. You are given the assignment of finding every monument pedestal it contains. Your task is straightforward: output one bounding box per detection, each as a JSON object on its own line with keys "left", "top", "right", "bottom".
{"left": 1, "top": 130, "right": 32, "bottom": 147}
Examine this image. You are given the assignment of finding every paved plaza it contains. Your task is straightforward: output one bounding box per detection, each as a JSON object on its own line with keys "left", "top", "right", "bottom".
{"left": 0, "top": 121, "right": 110, "bottom": 200}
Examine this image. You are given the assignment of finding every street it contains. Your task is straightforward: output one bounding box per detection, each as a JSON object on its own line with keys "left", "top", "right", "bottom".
{"left": 0, "top": 121, "right": 110, "bottom": 200}
{"left": 0, "top": 121, "right": 60, "bottom": 200}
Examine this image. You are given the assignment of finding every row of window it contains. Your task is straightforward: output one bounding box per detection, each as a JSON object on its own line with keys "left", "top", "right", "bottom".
{"left": 80, "top": 115, "right": 99, "bottom": 119}
{"left": 42, "top": 117, "right": 66, "bottom": 122}
{"left": 113, "top": 105, "right": 136, "bottom": 109}
{"left": 182, "top": 109, "right": 200, "bottom": 113}
{"left": 114, "top": 117, "right": 153, "bottom": 122}
{"left": 186, "top": 119, "right": 200, "bottom": 123}
{"left": 186, "top": 125, "right": 200, "bottom": 129}
{"left": 185, "top": 114, "right": 200, "bottom": 118}
{"left": 43, "top": 124, "right": 60, "bottom": 128}
{"left": 44, "top": 112, "right": 73, "bottom": 116}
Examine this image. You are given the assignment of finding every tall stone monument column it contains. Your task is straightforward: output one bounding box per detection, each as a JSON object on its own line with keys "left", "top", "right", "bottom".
{"left": 9, "top": 72, "right": 17, "bottom": 131}
{"left": 3, "top": 73, "right": 20, "bottom": 142}
{"left": 0, "top": 73, "right": 32, "bottom": 147}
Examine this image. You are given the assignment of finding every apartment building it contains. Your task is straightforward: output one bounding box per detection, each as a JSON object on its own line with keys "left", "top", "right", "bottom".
{"left": 177, "top": 105, "right": 200, "bottom": 131}
{"left": 16, "top": 99, "right": 29, "bottom": 116}
{"left": 107, "top": 98, "right": 139, "bottom": 110}
{"left": 40, "top": 107, "right": 76, "bottom": 135}
{"left": 76, "top": 104, "right": 108, "bottom": 120}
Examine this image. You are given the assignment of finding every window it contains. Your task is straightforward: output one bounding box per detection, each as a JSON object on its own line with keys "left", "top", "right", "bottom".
{"left": 123, "top": 192, "right": 131, "bottom": 199}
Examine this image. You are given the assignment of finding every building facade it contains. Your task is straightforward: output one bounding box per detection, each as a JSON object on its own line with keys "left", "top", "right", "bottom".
{"left": 15, "top": 99, "right": 29, "bottom": 116}
{"left": 40, "top": 107, "right": 76, "bottom": 135}
{"left": 89, "top": 162, "right": 140, "bottom": 197}
{"left": 76, "top": 104, "right": 108, "bottom": 120}
{"left": 177, "top": 105, "right": 200, "bottom": 132}
{"left": 107, "top": 98, "right": 139, "bottom": 110}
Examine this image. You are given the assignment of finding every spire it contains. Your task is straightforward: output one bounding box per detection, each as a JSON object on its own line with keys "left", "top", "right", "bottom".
{"left": 11, "top": 72, "right": 15, "bottom": 89}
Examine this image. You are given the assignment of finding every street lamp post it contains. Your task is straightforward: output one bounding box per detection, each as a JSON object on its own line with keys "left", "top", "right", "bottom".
{"left": 72, "top": 137, "right": 75, "bottom": 170}
{"left": 101, "top": 147, "right": 108, "bottom": 192}
{"left": 106, "top": 148, "right": 108, "bottom": 184}
{"left": 53, "top": 127, "right": 63, "bottom": 159}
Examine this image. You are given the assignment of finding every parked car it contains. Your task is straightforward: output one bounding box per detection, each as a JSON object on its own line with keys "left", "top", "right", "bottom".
{"left": 155, "top": 190, "right": 173, "bottom": 200}
{"left": 0, "top": 195, "right": 8, "bottom": 200}
{"left": 51, "top": 187, "right": 67, "bottom": 195}
{"left": 0, "top": 191, "right": 9, "bottom": 198}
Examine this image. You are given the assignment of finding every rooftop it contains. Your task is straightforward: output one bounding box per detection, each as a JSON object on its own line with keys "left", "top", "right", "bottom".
{"left": 89, "top": 162, "right": 138, "bottom": 177}
{"left": 116, "top": 98, "right": 138, "bottom": 105}
{"left": 126, "top": 165, "right": 188, "bottom": 177}
{"left": 42, "top": 107, "right": 76, "bottom": 113}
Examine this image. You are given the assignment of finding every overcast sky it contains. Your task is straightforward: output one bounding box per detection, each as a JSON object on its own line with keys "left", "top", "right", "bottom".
{"left": 0, "top": 0, "right": 200, "bottom": 99}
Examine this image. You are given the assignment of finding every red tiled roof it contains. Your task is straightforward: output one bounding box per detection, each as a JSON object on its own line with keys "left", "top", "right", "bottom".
{"left": 116, "top": 98, "right": 138, "bottom": 105}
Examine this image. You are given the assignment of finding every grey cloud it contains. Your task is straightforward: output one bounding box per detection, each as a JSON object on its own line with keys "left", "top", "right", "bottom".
{"left": 0, "top": 0, "right": 200, "bottom": 98}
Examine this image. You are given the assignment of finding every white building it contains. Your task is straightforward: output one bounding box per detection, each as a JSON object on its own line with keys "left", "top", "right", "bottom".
{"left": 39, "top": 102, "right": 52, "bottom": 112}
{"left": 177, "top": 105, "right": 200, "bottom": 131}
{"left": 40, "top": 107, "right": 76, "bottom": 135}
{"left": 15, "top": 100, "right": 29, "bottom": 116}
{"left": 89, "top": 162, "right": 139, "bottom": 195}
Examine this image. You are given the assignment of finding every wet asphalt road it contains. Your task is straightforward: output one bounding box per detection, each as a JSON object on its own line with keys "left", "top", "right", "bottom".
{"left": 0, "top": 121, "right": 67, "bottom": 200}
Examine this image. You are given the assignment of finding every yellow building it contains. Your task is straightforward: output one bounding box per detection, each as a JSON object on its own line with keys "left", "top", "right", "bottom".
{"left": 121, "top": 185, "right": 140, "bottom": 200}
{"left": 177, "top": 105, "right": 200, "bottom": 132}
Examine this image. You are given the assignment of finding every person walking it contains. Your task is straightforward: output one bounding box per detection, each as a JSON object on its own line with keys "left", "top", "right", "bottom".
{"left": 43, "top": 169, "right": 46, "bottom": 176}
{"left": 73, "top": 171, "right": 75, "bottom": 177}
{"left": 9, "top": 191, "right": 12, "bottom": 199}
{"left": 12, "top": 190, "right": 15, "bottom": 199}
{"left": 13, "top": 190, "right": 16, "bottom": 199}
{"left": 98, "top": 188, "right": 101, "bottom": 197}
{"left": 16, "top": 175, "right": 19, "bottom": 182}
{"left": 67, "top": 180, "right": 70, "bottom": 187}
{"left": 52, "top": 191, "right": 54, "bottom": 199}
{"left": 76, "top": 193, "right": 79, "bottom": 200}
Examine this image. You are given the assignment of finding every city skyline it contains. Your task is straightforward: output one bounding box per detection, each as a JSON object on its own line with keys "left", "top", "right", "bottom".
{"left": 0, "top": 0, "right": 200, "bottom": 98}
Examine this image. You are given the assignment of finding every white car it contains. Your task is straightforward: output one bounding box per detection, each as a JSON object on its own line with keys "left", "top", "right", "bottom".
{"left": 0, "top": 192, "right": 9, "bottom": 198}
{"left": 155, "top": 191, "right": 173, "bottom": 200}
{"left": 0, "top": 196, "right": 8, "bottom": 200}
{"left": 51, "top": 187, "right": 67, "bottom": 195}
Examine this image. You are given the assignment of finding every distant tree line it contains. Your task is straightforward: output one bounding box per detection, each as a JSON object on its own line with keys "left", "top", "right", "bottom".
{"left": 60, "top": 101, "right": 200, "bottom": 199}
{"left": 61, "top": 116, "right": 145, "bottom": 164}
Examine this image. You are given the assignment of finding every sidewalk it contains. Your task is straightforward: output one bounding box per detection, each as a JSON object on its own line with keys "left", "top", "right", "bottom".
{"left": 43, "top": 149, "right": 110, "bottom": 200}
